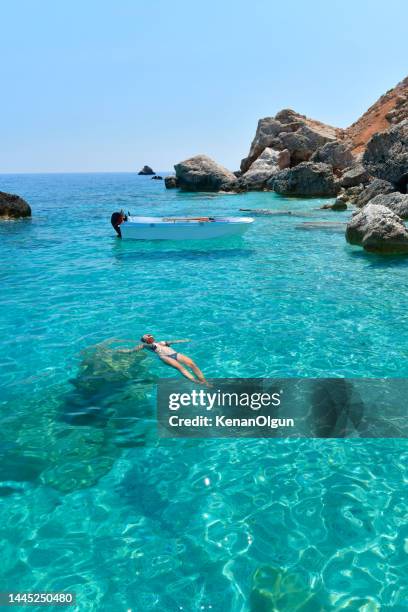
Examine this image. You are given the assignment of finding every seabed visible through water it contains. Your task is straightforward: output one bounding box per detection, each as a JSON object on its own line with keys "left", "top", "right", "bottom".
{"left": 0, "top": 173, "right": 407, "bottom": 610}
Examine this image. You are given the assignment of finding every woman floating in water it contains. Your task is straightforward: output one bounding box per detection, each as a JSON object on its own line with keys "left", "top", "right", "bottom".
{"left": 118, "top": 334, "right": 209, "bottom": 384}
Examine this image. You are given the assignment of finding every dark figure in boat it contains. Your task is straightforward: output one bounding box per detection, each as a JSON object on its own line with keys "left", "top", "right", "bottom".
{"left": 111, "top": 211, "right": 127, "bottom": 237}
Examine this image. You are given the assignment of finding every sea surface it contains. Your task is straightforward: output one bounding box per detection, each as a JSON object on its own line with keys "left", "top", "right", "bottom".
{"left": 0, "top": 173, "right": 407, "bottom": 611}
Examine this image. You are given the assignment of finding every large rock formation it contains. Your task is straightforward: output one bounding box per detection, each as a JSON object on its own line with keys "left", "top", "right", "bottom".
{"left": 168, "top": 75, "right": 408, "bottom": 195}
{"left": 268, "top": 162, "right": 339, "bottom": 197}
{"left": 346, "top": 203, "right": 408, "bottom": 254}
{"left": 369, "top": 192, "right": 408, "bottom": 219}
{"left": 138, "top": 165, "right": 155, "bottom": 175}
{"left": 363, "top": 120, "right": 408, "bottom": 191}
{"left": 240, "top": 118, "right": 283, "bottom": 172}
{"left": 241, "top": 109, "right": 341, "bottom": 172}
{"left": 174, "top": 155, "right": 236, "bottom": 192}
{"left": 311, "top": 140, "right": 354, "bottom": 171}
{"left": 0, "top": 191, "right": 31, "bottom": 218}
{"left": 239, "top": 76, "right": 408, "bottom": 192}
{"left": 238, "top": 147, "right": 290, "bottom": 190}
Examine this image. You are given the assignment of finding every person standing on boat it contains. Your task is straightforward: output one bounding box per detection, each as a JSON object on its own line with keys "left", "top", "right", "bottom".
{"left": 118, "top": 334, "right": 209, "bottom": 384}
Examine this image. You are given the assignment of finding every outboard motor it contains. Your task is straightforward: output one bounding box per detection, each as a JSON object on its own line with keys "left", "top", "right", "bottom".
{"left": 111, "top": 210, "right": 127, "bottom": 237}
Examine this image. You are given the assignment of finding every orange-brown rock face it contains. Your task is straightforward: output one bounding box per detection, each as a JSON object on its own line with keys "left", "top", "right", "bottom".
{"left": 345, "top": 76, "right": 408, "bottom": 154}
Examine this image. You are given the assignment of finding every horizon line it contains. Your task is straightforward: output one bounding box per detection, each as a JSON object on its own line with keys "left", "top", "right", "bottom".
{"left": 0, "top": 170, "right": 173, "bottom": 176}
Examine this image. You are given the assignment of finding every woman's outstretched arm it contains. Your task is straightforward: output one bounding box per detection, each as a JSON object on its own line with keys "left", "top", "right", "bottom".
{"left": 117, "top": 343, "right": 145, "bottom": 354}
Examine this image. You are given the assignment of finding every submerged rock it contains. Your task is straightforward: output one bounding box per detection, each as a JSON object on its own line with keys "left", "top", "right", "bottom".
{"left": 269, "top": 162, "right": 338, "bottom": 197}
{"left": 369, "top": 192, "right": 408, "bottom": 219}
{"left": 311, "top": 140, "right": 354, "bottom": 170}
{"left": 0, "top": 191, "right": 31, "bottom": 218}
{"left": 174, "top": 154, "right": 236, "bottom": 192}
{"left": 250, "top": 565, "right": 328, "bottom": 612}
{"left": 239, "top": 208, "right": 316, "bottom": 217}
{"left": 363, "top": 119, "right": 408, "bottom": 190}
{"left": 297, "top": 221, "right": 346, "bottom": 231}
{"left": 240, "top": 208, "right": 293, "bottom": 216}
{"left": 164, "top": 175, "right": 179, "bottom": 189}
{"left": 138, "top": 165, "right": 155, "bottom": 175}
{"left": 151, "top": 175, "right": 163, "bottom": 180}
{"left": 346, "top": 203, "right": 408, "bottom": 253}
{"left": 355, "top": 178, "right": 395, "bottom": 208}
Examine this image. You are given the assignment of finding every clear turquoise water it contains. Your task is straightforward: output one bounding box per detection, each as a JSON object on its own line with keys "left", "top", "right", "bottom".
{"left": 0, "top": 173, "right": 407, "bottom": 610}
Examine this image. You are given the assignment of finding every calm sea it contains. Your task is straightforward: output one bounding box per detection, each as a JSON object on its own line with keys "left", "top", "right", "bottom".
{"left": 0, "top": 173, "right": 407, "bottom": 610}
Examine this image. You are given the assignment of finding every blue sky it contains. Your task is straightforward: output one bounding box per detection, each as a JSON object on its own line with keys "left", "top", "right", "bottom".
{"left": 1, "top": 0, "right": 407, "bottom": 173}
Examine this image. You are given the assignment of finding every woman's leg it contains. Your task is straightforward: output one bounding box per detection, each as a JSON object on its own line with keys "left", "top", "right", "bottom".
{"left": 160, "top": 356, "right": 198, "bottom": 382}
{"left": 177, "top": 354, "right": 207, "bottom": 382}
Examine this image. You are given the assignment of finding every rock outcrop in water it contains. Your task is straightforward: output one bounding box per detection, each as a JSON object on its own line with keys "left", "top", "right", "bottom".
{"left": 168, "top": 75, "right": 408, "bottom": 199}
{"left": 138, "top": 165, "right": 155, "bottom": 175}
{"left": 174, "top": 154, "right": 236, "bottom": 192}
{"left": 268, "top": 162, "right": 339, "bottom": 197}
{"left": 346, "top": 203, "right": 408, "bottom": 254}
{"left": 321, "top": 199, "right": 347, "bottom": 211}
{"left": 164, "top": 175, "right": 179, "bottom": 189}
{"left": 0, "top": 191, "right": 31, "bottom": 218}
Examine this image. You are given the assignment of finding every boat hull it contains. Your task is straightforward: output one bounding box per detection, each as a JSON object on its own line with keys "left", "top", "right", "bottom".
{"left": 120, "top": 217, "right": 253, "bottom": 240}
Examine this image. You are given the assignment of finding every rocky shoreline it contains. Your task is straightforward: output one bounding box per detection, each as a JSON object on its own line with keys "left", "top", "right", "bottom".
{"left": 2, "top": 77, "right": 407, "bottom": 251}
{"left": 165, "top": 76, "right": 408, "bottom": 254}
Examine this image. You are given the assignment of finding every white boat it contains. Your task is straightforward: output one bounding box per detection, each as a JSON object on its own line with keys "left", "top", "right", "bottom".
{"left": 117, "top": 216, "right": 254, "bottom": 240}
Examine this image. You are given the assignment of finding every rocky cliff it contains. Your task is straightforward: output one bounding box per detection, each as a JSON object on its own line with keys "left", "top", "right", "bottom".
{"left": 169, "top": 76, "right": 408, "bottom": 199}
{"left": 239, "top": 76, "right": 408, "bottom": 178}
{"left": 345, "top": 76, "right": 408, "bottom": 154}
